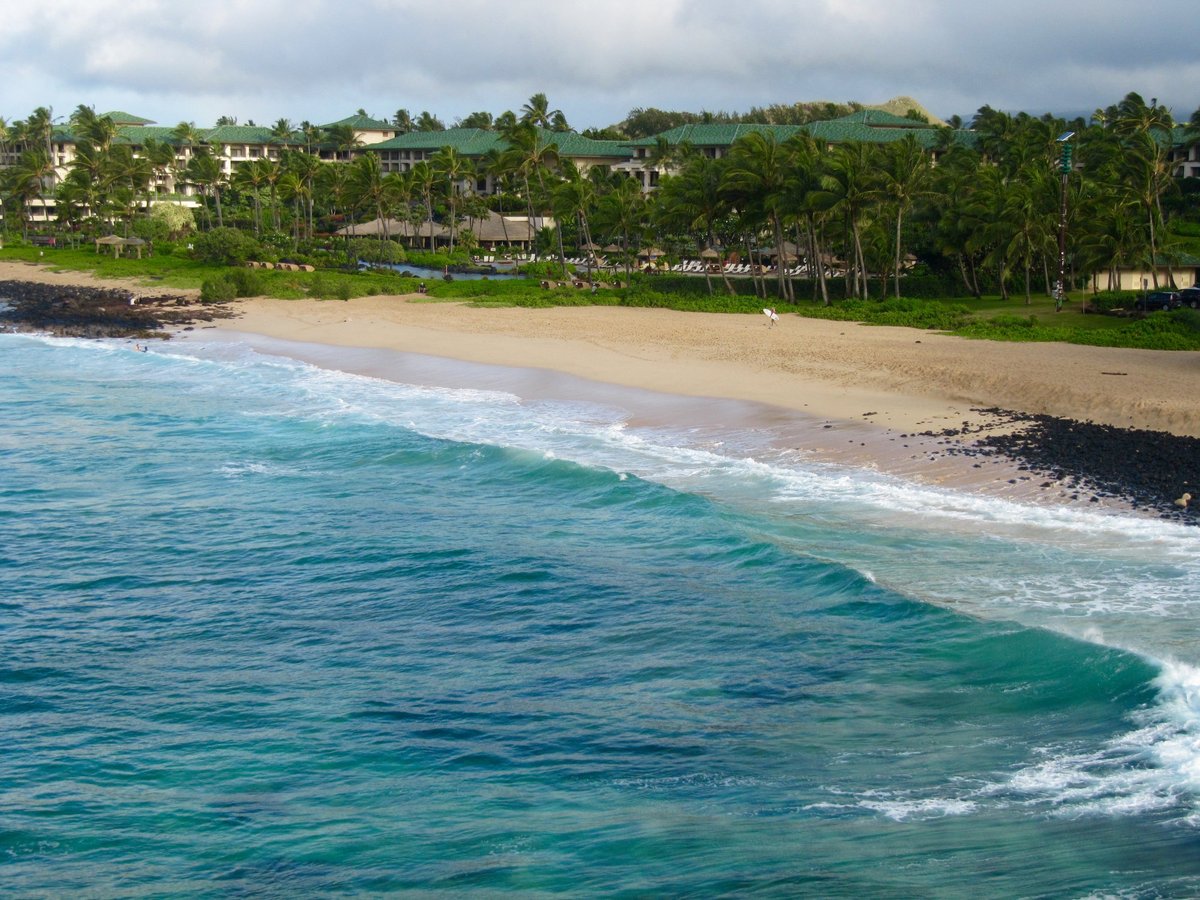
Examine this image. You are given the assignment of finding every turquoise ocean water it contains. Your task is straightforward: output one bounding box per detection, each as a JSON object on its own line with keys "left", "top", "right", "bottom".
{"left": 3, "top": 330, "right": 1200, "bottom": 896}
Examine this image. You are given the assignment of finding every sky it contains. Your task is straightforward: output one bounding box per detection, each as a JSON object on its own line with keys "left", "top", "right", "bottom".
{"left": 3, "top": 0, "right": 1198, "bottom": 131}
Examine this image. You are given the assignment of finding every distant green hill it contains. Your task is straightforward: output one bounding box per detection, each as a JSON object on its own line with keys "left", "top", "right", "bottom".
{"left": 865, "top": 96, "right": 947, "bottom": 127}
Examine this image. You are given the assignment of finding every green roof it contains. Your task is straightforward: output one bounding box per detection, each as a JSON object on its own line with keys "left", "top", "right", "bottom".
{"left": 368, "top": 127, "right": 501, "bottom": 154}
{"left": 115, "top": 125, "right": 184, "bottom": 145}
{"left": 102, "top": 111, "right": 155, "bottom": 126}
{"left": 546, "top": 130, "right": 635, "bottom": 158}
{"left": 630, "top": 113, "right": 975, "bottom": 151}
{"left": 628, "top": 123, "right": 804, "bottom": 147}
{"left": 202, "top": 125, "right": 285, "bottom": 144}
{"left": 829, "top": 109, "right": 932, "bottom": 128}
{"left": 366, "top": 127, "right": 631, "bottom": 160}
{"left": 323, "top": 114, "right": 394, "bottom": 131}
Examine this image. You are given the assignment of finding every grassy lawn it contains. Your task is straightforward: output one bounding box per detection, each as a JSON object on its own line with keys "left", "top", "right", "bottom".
{"left": 4, "top": 245, "right": 1198, "bottom": 350}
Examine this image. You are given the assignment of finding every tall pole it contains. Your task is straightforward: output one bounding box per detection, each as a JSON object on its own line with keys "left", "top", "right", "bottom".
{"left": 1055, "top": 132, "right": 1074, "bottom": 313}
{"left": 1056, "top": 168, "right": 1068, "bottom": 312}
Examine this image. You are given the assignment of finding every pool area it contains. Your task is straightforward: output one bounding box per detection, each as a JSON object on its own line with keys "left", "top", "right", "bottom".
{"left": 362, "top": 262, "right": 526, "bottom": 281}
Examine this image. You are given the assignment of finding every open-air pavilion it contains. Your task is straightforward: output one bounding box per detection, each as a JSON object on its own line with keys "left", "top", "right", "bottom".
{"left": 337, "top": 211, "right": 538, "bottom": 250}
{"left": 93, "top": 235, "right": 148, "bottom": 258}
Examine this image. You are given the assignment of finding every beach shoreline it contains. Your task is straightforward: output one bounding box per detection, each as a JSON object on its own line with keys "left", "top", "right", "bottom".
{"left": 4, "top": 261, "right": 1196, "bottom": 517}
{"left": 196, "top": 292, "right": 1199, "bottom": 519}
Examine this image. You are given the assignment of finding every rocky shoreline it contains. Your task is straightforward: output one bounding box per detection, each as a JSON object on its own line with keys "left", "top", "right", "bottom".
{"left": 932, "top": 408, "right": 1198, "bottom": 524}
{"left": 0, "top": 279, "right": 232, "bottom": 339}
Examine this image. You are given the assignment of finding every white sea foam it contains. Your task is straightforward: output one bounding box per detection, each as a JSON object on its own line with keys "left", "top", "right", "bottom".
{"left": 857, "top": 796, "right": 978, "bottom": 821}
{"left": 218, "top": 461, "right": 310, "bottom": 479}
{"left": 977, "top": 659, "right": 1200, "bottom": 824}
{"left": 143, "top": 340, "right": 1200, "bottom": 665}
{"left": 834, "top": 661, "right": 1200, "bottom": 827}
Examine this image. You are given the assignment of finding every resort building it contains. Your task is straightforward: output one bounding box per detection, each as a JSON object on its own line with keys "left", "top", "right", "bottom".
{"left": 2, "top": 112, "right": 395, "bottom": 221}
{"left": 615, "top": 110, "right": 976, "bottom": 190}
{"left": 365, "top": 127, "right": 632, "bottom": 193}
{"left": 1169, "top": 137, "right": 1200, "bottom": 179}
{"left": 3, "top": 105, "right": 1195, "bottom": 226}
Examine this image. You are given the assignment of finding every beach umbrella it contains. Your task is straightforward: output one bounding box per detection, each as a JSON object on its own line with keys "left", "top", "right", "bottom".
{"left": 638, "top": 246, "right": 664, "bottom": 258}
{"left": 700, "top": 248, "right": 720, "bottom": 260}
{"left": 603, "top": 243, "right": 622, "bottom": 253}
{"left": 581, "top": 242, "right": 600, "bottom": 251}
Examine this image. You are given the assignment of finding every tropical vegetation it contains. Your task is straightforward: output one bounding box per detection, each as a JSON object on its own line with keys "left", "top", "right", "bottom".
{"left": 2, "top": 92, "right": 1199, "bottom": 351}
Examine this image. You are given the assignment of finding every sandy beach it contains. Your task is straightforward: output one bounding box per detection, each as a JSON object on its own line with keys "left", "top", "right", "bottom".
{"left": 6, "top": 260, "right": 1195, "bottom": 439}
{"left": 5, "top": 262, "right": 1198, "bottom": 509}
{"left": 218, "top": 292, "right": 1200, "bottom": 439}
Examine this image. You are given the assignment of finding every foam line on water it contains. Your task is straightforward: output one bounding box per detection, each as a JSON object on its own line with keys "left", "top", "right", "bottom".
{"left": 35, "top": 336, "right": 1200, "bottom": 663}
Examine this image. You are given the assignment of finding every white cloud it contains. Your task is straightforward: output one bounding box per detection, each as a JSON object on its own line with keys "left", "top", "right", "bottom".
{"left": 2, "top": 0, "right": 1196, "bottom": 128}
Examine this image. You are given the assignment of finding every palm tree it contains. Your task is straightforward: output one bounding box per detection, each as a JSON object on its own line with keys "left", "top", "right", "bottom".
{"left": 108, "top": 144, "right": 154, "bottom": 233}
{"left": 520, "top": 93, "right": 564, "bottom": 130}
{"left": 553, "top": 161, "right": 601, "bottom": 278}
{"left": 299, "top": 121, "right": 323, "bottom": 155}
{"left": 349, "top": 152, "right": 392, "bottom": 239}
{"left": 269, "top": 118, "right": 294, "bottom": 146}
{"left": 813, "top": 143, "right": 878, "bottom": 299}
{"left": 723, "top": 131, "right": 792, "bottom": 300}
{"left": 322, "top": 123, "right": 360, "bottom": 161}
{"left": 185, "top": 150, "right": 225, "bottom": 228}
{"left": 171, "top": 121, "right": 204, "bottom": 200}
{"left": 1107, "top": 96, "right": 1179, "bottom": 288}
{"left": 988, "top": 164, "right": 1056, "bottom": 304}
{"left": 392, "top": 109, "right": 414, "bottom": 133}
{"left": 595, "top": 177, "right": 646, "bottom": 282}
{"left": 70, "top": 105, "right": 118, "bottom": 155}
{"left": 5, "top": 149, "right": 55, "bottom": 237}
{"left": 25, "top": 107, "right": 57, "bottom": 187}
{"left": 779, "top": 132, "right": 831, "bottom": 304}
{"left": 479, "top": 147, "right": 515, "bottom": 243}
{"left": 431, "top": 146, "right": 473, "bottom": 252}
{"left": 655, "top": 155, "right": 735, "bottom": 295}
{"left": 877, "top": 136, "right": 935, "bottom": 299}
{"left": 287, "top": 152, "right": 323, "bottom": 239}
{"left": 53, "top": 177, "right": 89, "bottom": 236}
{"left": 141, "top": 137, "right": 178, "bottom": 201}
{"left": 317, "top": 161, "right": 353, "bottom": 236}
{"left": 502, "top": 121, "right": 560, "bottom": 234}
{"left": 232, "top": 158, "right": 270, "bottom": 233}
{"left": 409, "top": 161, "right": 437, "bottom": 245}
{"left": 928, "top": 146, "right": 987, "bottom": 297}
{"left": 278, "top": 170, "right": 309, "bottom": 245}
{"left": 414, "top": 111, "right": 445, "bottom": 133}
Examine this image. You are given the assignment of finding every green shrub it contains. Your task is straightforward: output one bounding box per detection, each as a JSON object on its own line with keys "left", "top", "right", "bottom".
{"left": 198, "top": 267, "right": 266, "bottom": 302}
{"left": 1087, "top": 290, "right": 1139, "bottom": 313}
{"left": 345, "top": 237, "right": 406, "bottom": 265}
{"left": 306, "top": 273, "right": 358, "bottom": 300}
{"left": 200, "top": 276, "right": 237, "bottom": 303}
{"left": 146, "top": 203, "right": 195, "bottom": 240}
{"left": 225, "top": 267, "right": 264, "bottom": 297}
{"left": 517, "top": 260, "right": 566, "bottom": 278}
{"left": 804, "top": 297, "right": 972, "bottom": 330}
{"left": 192, "top": 227, "right": 262, "bottom": 266}
{"left": 1171, "top": 307, "right": 1200, "bottom": 332}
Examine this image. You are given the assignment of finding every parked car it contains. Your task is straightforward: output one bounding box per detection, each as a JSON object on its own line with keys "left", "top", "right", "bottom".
{"left": 1135, "top": 290, "right": 1180, "bottom": 311}
{"left": 1178, "top": 287, "right": 1200, "bottom": 308}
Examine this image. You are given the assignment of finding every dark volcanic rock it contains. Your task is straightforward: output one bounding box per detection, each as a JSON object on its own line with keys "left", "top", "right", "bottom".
{"left": 935, "top": 408, "right": 1199, "bottom": 524}
{"left": 0, "top": 280, "right": 231, "bottom": 339}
